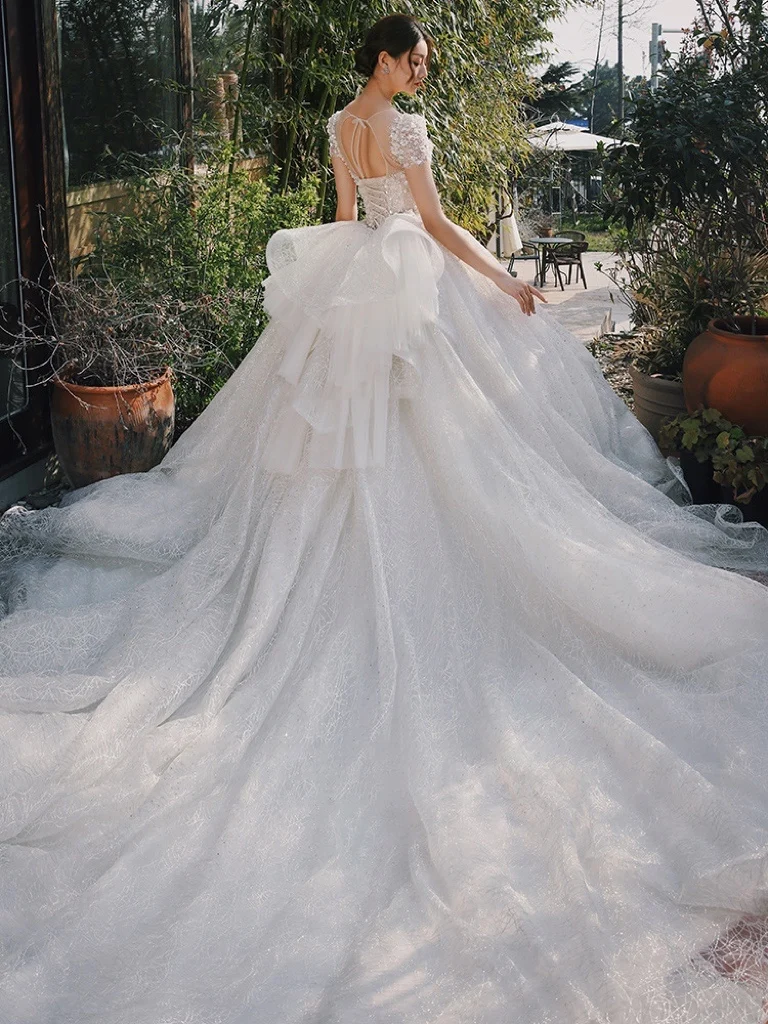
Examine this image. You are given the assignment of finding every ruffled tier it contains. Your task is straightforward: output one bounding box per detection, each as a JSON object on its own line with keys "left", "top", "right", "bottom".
{"left": 261, "top": 212, "right": 445, "bottom": 472}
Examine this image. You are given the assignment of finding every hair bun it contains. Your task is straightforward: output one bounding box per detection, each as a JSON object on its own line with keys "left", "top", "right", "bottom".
{"left": 353, "top": 43, "right": 377, "bottom": 78}
{"left": 353, "top": 16, "right": 432, "bottom": 81}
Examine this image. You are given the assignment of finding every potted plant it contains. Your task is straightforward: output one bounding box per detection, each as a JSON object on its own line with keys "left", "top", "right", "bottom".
{"left": 598, "top": 224, "right": 699, "bottom": 441}
{"left": 711, "top": 429, "right": 768, "bottom": 525}
{"left": 659, "top": 406, "right": 737, "bottom": 504}
{"left": 1, "top": 272, "right": 211, "bottom": 488}
{"left": 659, "top": 405, "right": 768, "bottom": 525}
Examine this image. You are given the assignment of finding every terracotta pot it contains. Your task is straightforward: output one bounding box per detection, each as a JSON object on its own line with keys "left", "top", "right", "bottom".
{"left": 682, "top": 316, "right": 768, "bottom": 435}
{"left": 628, "top": 365, "right": 688, "bottom": 445}
{"left": 538, "top": 226, "right": 554, "bottom": 238}
{"left": 51, "top": 367, "right": 175, "bottom": 489}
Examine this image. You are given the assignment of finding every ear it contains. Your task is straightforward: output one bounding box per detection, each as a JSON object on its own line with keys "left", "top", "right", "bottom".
{"left": 378, "top": 50, "right": 391, "bottom": 74}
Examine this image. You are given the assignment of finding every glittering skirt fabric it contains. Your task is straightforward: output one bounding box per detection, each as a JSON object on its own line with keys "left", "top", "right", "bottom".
{"left": 2, "top": 216, "right": 768, "bottom": 1023}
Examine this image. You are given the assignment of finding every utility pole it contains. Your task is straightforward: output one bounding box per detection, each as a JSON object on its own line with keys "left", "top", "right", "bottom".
{"left": 649, "top": 22, "right": 661, "bottom": 92}
{"left": 617, "top": 0, "right": 625, "bottom": 126}
{"left": 590, "top": 0, "right": 607, "bottom": 133}
{"left": 649, "top": 23, "right": 685, "bottom": 93}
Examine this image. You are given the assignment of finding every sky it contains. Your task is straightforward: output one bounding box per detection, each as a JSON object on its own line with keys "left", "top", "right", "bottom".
{"left": 548, "top": 0, "right": 701, "bottom": 79}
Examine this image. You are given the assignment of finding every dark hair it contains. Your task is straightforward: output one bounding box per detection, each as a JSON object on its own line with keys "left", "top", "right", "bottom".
{"left": 354, "top": 15, "right": 434, "bottom": 82}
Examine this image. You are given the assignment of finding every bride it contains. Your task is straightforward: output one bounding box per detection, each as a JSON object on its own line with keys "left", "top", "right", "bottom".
{"left": 2, "top": 13, "right": 768, "bottom": 1023}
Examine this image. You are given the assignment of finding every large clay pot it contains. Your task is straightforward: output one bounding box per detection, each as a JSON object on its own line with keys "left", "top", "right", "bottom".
{"left": 51, "top": 367, "right": 175, "bottom": 489}
{"left": 683, "top": 316, "right": 768, "bottom": 435}
{"left": 628, "top": 365, "right": 687, "bottom": 446}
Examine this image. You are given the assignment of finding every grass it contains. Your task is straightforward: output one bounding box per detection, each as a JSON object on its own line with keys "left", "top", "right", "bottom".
{"left": 560, "top": 213, "right": 615, "bottom": 253}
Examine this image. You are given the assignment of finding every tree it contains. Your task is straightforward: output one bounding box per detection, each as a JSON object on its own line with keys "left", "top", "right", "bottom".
{"left": 529, "top": 62, "right": 591, "bottom": 123}
{"left": 576, "top": 61, "right": 646, "bottom": 136}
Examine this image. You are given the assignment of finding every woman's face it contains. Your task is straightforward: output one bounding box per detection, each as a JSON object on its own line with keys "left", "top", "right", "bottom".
{"left": 381, "top": 38, "right": 429, "bottom": 95}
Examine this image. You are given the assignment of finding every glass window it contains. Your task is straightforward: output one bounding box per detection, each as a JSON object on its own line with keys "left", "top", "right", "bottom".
{"left": 0, "top": 12, "right": 25, "bottom": 422}
{"left": 56, "top": 0, "right": 180, "bottom": 188}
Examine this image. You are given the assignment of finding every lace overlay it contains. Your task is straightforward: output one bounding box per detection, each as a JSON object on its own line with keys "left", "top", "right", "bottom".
{"left": 326, "top": 108, "right": 433, "bottom": 229}
{"left": 388, "top": 112, "right": 433, "bottom": 167}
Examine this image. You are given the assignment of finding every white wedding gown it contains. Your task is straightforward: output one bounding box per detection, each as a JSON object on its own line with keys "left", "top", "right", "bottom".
{"left": 2, "top": 106, "right": 768, "bottom": 1024}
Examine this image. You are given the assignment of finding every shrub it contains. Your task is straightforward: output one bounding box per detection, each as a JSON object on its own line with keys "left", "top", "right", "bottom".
{"left": 87, "top": 142, "right": 320, "bottom": 432}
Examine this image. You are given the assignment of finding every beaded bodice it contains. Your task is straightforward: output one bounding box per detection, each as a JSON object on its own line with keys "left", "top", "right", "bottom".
{"left": 327, "top": 108, "right": 434, "bottom": 229}
{"left": 355, "top": 172, "right": 419, "bottom": 229}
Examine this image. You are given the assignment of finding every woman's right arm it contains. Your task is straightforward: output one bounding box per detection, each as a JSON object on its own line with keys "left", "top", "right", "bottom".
{"left": 331, "top": 155, "right": 358, "bottom": 222}
{"left": 405, "top": 162, "right": 545, "bottom": 316}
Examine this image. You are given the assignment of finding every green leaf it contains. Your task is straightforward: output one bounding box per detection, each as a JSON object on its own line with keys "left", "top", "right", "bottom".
{"left": 682, "top": 429, "right": 700, "bottom": 448}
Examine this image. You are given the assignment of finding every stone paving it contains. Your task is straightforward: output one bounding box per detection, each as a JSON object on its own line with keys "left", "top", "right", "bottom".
{"left": 503, "top": 250, "right": 632, "bottom": 343}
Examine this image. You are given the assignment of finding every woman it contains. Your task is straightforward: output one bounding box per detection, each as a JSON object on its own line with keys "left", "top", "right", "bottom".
{"left": 2, "top": 14, "right": 768, "bottom": 1024}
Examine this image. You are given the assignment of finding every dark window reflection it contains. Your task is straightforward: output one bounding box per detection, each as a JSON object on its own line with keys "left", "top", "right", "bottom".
{"left": 57, "top": 0, "right": 180, "bottom": 187}
{"left": 0, "top": 13, "right": 25, "bottom": 422}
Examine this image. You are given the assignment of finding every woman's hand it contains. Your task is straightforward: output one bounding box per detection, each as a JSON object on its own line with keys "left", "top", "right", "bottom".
{"left": 493, "top": 272, "right": 547, "bottom": 316}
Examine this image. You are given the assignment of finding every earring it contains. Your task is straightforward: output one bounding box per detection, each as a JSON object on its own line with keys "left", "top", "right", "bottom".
{"left": 382, "top": 66, "right": 390, "bottom": 74}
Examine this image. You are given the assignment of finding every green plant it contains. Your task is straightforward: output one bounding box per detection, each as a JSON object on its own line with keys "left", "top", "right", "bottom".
{"left": 659, "top": 405, "right": 768, "bottom": 504}
{"left": 659, "top": 406, "right": 742, "bottom": 462}
{"left": 86, "top": 141, "right": 320, "bottom": 431}
{"left": 601, "top": 0, "right": 768, "bottom": 375}
{"left": 712, "top": 434, "right": 768, "bottom": 504}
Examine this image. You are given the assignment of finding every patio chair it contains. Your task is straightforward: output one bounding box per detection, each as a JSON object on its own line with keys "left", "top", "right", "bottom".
{"left": 506, "top": 242, "right": 541, "bottom": 281}
{"left": 549, "top": 239, "right": 589, "bottom": 289}
{"left": 560, "top": 230, "right": 586, "bottom": 242}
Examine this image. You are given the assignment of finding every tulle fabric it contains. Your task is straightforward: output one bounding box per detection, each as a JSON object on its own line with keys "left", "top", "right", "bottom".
{"left": 2, "top": 213, "right": 768, "bottom": 1023}
{"left": 262, "top": 212, "right": 443, "bottom": 471}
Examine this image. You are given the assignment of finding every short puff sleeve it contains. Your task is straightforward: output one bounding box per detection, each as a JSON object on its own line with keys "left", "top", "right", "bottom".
{"left": 326, "top": 111, "right": 342, "bottom": 158}
{"left": 389, "top": 113, "right": 434, "bottom": 169}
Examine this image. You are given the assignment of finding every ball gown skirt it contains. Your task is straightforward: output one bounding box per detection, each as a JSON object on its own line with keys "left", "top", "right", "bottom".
{"left": 2, "top": 205, "right": 768, "bottom": 1024}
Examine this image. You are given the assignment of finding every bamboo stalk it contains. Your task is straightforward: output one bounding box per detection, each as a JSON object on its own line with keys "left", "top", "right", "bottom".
{"left": 316, "top": 0, "right": 357, "bottom": 212}
{"left": 227, "top": 0, "right": 259, "bottom": 188}
{"left": 279, "top": 15, "right": 326, "bottom": 192}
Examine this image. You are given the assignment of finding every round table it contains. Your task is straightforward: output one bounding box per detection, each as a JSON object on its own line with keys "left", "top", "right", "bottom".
{"left": 526, "top": 237, "right": 574, "bottom": 287}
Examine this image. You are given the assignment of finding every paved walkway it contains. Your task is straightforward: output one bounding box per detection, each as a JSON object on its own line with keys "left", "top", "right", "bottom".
{"left": 502, "top": 251, "right": 632, "bottom": 343}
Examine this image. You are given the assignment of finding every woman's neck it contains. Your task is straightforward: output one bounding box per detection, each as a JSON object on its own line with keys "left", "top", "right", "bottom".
{"left": 354, "top": 77, "right": 396, "bottom": 110}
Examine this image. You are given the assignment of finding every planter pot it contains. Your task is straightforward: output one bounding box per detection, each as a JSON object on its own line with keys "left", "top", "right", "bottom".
{"left": 628, "top": 365, "right": 688, "bottom": 445}
{"left": 717, "top": 484, "right": 768, "bottom": 529}
{"left": 683, "top": 316, "right": 768, "bottom": 435}
{"left": 51, "top": 367, "right": 175, "bottom": 489}
{"left": 679, "top": 452, "right": 722, "bottom": 505}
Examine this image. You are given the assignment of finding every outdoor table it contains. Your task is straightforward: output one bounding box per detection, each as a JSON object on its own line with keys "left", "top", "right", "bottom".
{"left": 526, "top": 237, "right": 573, "bottom": 287}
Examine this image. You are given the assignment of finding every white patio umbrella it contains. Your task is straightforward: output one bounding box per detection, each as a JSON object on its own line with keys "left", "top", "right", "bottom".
{"left": 528, "top": 121, "right": 624, "bottom": 152}
{"left": 485, "top": 186, "right": 522, "bottom": 259}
